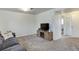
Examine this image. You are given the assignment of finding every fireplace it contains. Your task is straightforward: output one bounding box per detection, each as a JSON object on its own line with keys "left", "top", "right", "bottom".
{"left": 37, "top": 23, "right": 53, "bottom": 41}
{"left": 40, "top": 23, "right": 49, "bottom": 31}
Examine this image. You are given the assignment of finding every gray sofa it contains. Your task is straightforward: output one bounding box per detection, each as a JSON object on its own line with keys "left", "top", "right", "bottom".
{"left": 0, "top": 35, "right": 26, "bottom": 51}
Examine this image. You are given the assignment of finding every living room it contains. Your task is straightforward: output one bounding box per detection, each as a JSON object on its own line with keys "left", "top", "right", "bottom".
{"left": 0, "top": 8, "right": 79, "bottom": 51}
{"left": 0, "top": 0, "right": 79, "bottom": 59}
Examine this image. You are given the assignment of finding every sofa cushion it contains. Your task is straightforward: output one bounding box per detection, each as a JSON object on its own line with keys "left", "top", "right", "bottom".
{"left": 2, "top": 32, "right": 13, "bottom": 40}
{"left": 2, "top": 37, "right": 18, "bottom": 49}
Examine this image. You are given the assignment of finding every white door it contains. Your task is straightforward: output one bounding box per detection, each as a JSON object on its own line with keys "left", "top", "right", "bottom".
{"left": 63, "top": 16, "right": 72, "bottom": 36}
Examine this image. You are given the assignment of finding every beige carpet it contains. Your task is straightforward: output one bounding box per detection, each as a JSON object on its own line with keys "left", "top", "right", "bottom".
{"left": 17, "top": 35, "right": 79, "bottom": 51}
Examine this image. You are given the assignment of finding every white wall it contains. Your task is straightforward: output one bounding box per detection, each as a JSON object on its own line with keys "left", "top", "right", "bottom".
{"left": 0, "top": 10, "right": 36, "bottom": 37}
{"left": 62, "top": 11, "right": 79, "bottom": 37}
{"left": 36, "top": 9, "right": 62, "bottom": 40}
{"left": 70, "top": 11, "right": 79, "bottom": 37}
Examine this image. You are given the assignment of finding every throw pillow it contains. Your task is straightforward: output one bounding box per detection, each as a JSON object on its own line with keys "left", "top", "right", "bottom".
{"left": 2, "top": 32, "right": 13, "bottom": 40}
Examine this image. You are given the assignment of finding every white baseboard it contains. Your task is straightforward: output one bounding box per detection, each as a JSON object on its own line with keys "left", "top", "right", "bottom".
{"left": 16, "top": 33, "right": 36, "bottom": 38}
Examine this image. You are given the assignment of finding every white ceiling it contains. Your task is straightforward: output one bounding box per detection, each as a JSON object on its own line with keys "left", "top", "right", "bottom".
{"left": 0, "top": 8, "right": 78, "bottom": 15}
{"left": 63, "top": 8, "right": 79, "bottom": 13}
{"left": 0, "top": 8, "right": 52, "bottom": 15}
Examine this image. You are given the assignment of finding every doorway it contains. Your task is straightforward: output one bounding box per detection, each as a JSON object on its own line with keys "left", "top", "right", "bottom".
{"left": 60, "top": 15, "right": 72, "bottom": 37}
{"left": 61, "top": 18, "right": 64, "bottom": 35}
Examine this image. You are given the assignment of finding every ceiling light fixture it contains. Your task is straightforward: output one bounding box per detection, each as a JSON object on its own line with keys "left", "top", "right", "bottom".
{"left": 20, "top": 8, "right": 31, "bottom": 11}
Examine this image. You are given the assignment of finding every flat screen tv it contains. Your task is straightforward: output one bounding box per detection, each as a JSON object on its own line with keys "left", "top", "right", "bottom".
{"left": 40, "top": 23, "right": 49, "bottom": 31}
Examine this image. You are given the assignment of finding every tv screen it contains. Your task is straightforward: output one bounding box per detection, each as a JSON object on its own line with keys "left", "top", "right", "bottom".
{"left": 40, "top": 23, "right": 49, "bottom": 31}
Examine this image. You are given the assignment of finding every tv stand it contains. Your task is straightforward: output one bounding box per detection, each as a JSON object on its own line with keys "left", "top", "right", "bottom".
{"left": 37, "top": 30, "right": 53, "bottom": 41}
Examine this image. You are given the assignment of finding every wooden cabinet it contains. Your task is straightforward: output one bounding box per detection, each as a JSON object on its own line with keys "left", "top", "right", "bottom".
{"left": 37, "top": 30, "right": 53, "bottom": 41}
{"left": 44, "top": 32, "right": 53, "bottom": 41}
